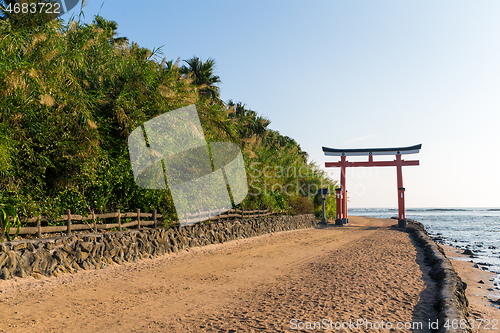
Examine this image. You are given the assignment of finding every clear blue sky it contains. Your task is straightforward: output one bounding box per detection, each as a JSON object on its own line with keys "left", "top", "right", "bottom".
{"left": 66, "top": 0, "right": 500, "bottom": 208}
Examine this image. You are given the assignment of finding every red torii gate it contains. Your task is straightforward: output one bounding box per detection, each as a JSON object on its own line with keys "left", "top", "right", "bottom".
{"left": 323, "top": 144, "right": 421, "bottom": 228}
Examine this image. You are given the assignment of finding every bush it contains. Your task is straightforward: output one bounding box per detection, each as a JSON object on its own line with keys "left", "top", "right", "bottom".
{"left": 0, "top": 202, "right": 21, "bottom": 241}
{"left": 289, "top": 197, "right": 314, "bottom": 215}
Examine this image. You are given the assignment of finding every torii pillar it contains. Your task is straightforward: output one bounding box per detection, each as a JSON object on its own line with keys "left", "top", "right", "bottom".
{"left": 323, "top": 144, "right": 421, "bottom": 228}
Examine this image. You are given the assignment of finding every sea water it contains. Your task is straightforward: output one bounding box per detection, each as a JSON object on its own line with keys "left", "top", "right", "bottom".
{"left": 349, "top": 208, "right": 500, "bottom": 282}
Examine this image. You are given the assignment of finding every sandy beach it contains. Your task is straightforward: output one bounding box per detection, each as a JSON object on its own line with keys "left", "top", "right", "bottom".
{"left": 441, "top": 245, "right": 500, "bottom": 324}
{"left": 0, "top": 216, "right": 496, "bottom": 332}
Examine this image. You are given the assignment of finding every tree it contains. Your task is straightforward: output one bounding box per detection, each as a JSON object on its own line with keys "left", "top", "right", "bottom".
{"left": 0, "top": 13, "right": 338, "bottom": 225}
{"left": 227, "top": 100, "right": 270, "bottom": 138}
{"left": 93, "top": 15, "right": 128, "bottom": 45}
{"left": 180, "top": 56, "right": 221, "bottom": 100}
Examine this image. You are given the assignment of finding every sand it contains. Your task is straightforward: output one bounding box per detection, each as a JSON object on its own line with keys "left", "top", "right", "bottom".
{"left": 0, "top": 216, "right": 452, "bottom": 332}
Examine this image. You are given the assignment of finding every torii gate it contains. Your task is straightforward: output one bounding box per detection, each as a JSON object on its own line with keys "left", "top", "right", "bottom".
{"left": 323, "top": 144, "right": 421, "bottom": 228}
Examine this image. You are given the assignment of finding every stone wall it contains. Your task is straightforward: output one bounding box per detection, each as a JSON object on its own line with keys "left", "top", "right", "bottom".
{"left": 0, "top": 214, "right": 316, "bottom": 280}
{"left": 407, "top": 220, "right": 471, "bottom": 333}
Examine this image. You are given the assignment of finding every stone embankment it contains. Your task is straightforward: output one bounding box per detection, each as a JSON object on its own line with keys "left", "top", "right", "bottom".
{"left": 0, "top": 214, "right": 316, "bottom": 280}
{"left": 407, "top": 220, "right": 471, "bottom": 333}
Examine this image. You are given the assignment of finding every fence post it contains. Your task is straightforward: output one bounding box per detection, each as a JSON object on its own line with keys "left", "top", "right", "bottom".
{"left": 66, "top": 209, "right": 72, "bottom": 235}
{"left": 153, "top": 209, "right": 157, "bottom": 228}
{"left": 136, "top": 208, "right": 141, "bottom": 229}
{"left": 36, "top": 216, "right": 42, "bottom": 238}
{"left": 116, "top": 209, "right": 121, "bottom": 231}
{"left": 92, "top": 210, "right": 97, "bottom": 233}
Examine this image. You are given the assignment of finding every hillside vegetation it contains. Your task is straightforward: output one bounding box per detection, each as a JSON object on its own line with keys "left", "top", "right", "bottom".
{"left": 0, "top": 12, "right": 337, "bottom": 226}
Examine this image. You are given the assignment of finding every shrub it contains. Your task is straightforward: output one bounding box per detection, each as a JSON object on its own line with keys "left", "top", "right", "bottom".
{"left": 0, "top": 202, "right": 21, "bottom": 241}
{"left": 289, "top": 197, "right": 314, "bottom": 215}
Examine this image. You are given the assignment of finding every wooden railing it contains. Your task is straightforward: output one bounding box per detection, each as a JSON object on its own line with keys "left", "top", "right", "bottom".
{"left": 181, "top": 209, "right": 272, "bottom": 225}
{"left": 8, "top": 208, "right": 273, "bottom": 237}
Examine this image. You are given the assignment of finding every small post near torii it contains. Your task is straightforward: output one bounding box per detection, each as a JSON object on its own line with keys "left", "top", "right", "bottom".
{"left": 323, "top": 144, "right": 421, "bottom": 228}
{"left": 318, "top": 188, "right": 329, "bottom": 225}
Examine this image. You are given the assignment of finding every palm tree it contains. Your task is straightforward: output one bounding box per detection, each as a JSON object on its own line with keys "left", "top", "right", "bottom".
{"left": 93, "top": 15, "right": 128, "bottom": 45}
{"left": 180, "top": 57, "right": 221, "bottom": 100}
{"left": 227, "top": 100, "right": 270, "bottom": 138}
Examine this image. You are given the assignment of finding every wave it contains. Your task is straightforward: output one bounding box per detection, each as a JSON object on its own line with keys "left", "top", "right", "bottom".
{"left": 349, "top": 208, "right": 500, "bottom": 215}
{"left": 422, "top": 208, "right": 500, "bottom": 212}
{"left": 349, "top": 208, "right": 397, "bottom": 212}
{"left": 366, "top": 208, "right": 472, "bottom": 212}
{"left": 422, "top": 208, "right": 469, "bottom": 212}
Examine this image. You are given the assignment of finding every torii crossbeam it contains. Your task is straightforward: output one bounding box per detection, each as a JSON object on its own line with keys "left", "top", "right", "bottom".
{"left": 323, "top": 144, "right": 421, "bottom": 227}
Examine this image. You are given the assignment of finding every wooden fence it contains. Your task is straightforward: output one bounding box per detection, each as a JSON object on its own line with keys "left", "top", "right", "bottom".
{"left": 180, "top": 208, "right": 272, "bottom": 225}
{"left": 8, "top": 208, "right": 272, "bottom": 238}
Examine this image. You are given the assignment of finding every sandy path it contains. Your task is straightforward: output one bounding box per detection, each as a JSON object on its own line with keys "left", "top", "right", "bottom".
{"left": 0, "top": 217, "right": 437, "bottom": 332}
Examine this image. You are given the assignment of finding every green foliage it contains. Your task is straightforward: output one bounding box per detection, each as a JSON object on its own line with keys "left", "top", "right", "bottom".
{"left": 271, "top": 192, "right": 287, "bottom": 212}
{"left": 0, "top": 201, "right": 21, "bottom": 241}
{"left": 180, "top": 57, "right": 221, "bottom": 100}
{"left": 0, "top": 14, "right": 337, "bottom": 234}
{"left": 0, "top": 131, "right": 13, "bottom": 176}
{"left": 314, "top": 193, "right": 337, "bottom": 220}
{"left": 0, "top": 16, "right": 195, "bottom": 218}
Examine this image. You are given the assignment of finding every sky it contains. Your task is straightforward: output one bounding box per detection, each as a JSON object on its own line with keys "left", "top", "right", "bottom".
{"left": 64, "top": 0, "right": 500, "bottom": 208}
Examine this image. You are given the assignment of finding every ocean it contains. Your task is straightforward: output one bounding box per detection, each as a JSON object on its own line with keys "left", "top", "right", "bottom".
{"left": 349, "top": 208, "right": 500, "bottom": 281}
